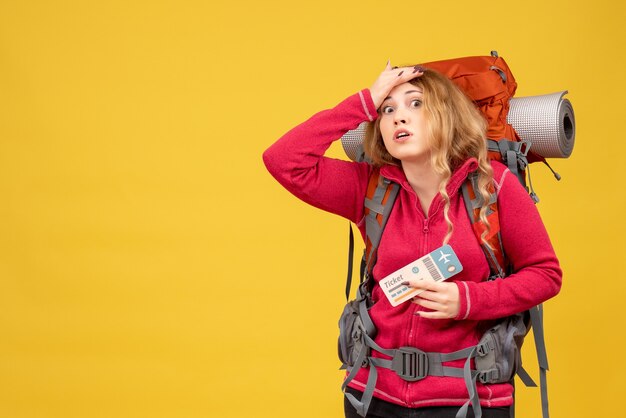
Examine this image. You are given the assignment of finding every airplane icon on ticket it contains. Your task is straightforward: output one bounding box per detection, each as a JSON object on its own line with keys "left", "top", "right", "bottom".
{"left": 438, "top": 250, "right": 452, "bottom": 264}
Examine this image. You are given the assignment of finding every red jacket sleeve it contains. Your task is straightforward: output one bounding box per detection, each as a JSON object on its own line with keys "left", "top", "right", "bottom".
{"left": 457, "top": 166, "right": 563, "bottom": 320}
{"left": 262, "top": 89, "right": 378, "bottom": 224}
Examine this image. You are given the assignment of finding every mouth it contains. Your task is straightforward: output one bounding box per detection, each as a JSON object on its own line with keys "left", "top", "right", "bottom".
{"left": 394, "top": 130, "right": 412, "bottom": 142}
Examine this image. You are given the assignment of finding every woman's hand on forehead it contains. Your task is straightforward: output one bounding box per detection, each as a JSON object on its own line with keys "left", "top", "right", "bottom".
{"left": 369, "top": 61, "right": 425, "bottom": 109}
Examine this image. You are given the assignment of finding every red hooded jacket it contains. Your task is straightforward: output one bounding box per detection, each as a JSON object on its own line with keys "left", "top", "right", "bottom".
{"left": 262, "top": 89, "right": 562, "bottom": 409}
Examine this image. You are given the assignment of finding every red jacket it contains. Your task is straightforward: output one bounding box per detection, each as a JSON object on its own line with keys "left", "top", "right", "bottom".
{"left": 262, "top": 89, "right": 562, "bottom": 408}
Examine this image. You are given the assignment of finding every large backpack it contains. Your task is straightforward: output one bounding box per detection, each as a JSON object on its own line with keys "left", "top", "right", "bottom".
{"left": 338, "top": 52, "right": 569, "bottom": 418}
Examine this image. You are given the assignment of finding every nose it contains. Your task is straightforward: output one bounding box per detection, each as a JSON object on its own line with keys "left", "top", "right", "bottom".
{"left": 393, "top": 107, "right": 409, "bottom": 125}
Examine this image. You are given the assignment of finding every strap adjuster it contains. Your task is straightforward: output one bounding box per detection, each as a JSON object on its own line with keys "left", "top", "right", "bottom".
{"left": 476, "top": 340, "right": 493, "bottom": 357}
{"left": 391, "top": 347, "right": 429, "bottom": 381}
{"left": 478, "top": 368, "right": 500, "bottom": 384}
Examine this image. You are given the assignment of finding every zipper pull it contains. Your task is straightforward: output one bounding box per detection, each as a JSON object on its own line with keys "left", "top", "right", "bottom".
{"left": 423, "top": 218, "right": 429, "bottom": 234}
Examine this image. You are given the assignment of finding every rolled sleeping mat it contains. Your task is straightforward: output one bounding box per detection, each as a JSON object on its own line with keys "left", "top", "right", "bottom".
{"left": 341, "top": 91, "right": 575, "bottom": 162}
{"left": 507, "top": 91, "right": 575, "bottom": 158}
{"left": 340, "top": 122, "right": 369, "bottom": 162}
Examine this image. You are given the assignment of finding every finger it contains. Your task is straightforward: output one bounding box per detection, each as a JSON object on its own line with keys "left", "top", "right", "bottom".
{"left": 401, "top": 66, "right": 425, "bottom": 82}
{"left": 411, "top": 297, "right": 444, "bottom": 312}
{"left": 411, "top": 289, "right": 442, "bottom": 303}
{"left": 403, "top": 279, "right": 443, "bottom": 292}
{"left": 416, "top": 310, "right": 451, "bottom": 320}
{"left": 385, "top": 59, "right": 392, "bottom": 71}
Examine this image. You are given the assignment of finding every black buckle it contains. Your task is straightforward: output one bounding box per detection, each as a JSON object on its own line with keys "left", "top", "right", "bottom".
{"left": 476, "top": 341, "right": 493, "bottom": 357}
{"left": 391, "top": 347, "right": 429, "bottom": 382}
{"left": 478, "top": 368, "right": 500, "bottom": 384}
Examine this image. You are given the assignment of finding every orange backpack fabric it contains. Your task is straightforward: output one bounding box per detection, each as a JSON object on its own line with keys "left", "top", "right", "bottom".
{"left": 422, "top": 53, "right": 542, "bottom": 165}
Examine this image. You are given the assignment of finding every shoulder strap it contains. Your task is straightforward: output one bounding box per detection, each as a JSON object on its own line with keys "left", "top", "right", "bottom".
{"left": 363, "top": 169, "right": 400, "bottom": 279}
{"left": 345, "top": 169, "right": 400, "bottom": 300}
{"left": 460, "top": 171, "right": 550, "bottom": 418}
{"left": 460, "top": 172, "right": 507, "bottom": 279}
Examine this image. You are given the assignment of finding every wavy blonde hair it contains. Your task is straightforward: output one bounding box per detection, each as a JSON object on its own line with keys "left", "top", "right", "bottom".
{"left": 363, "top": 68, "right": 494, "bottom": 245}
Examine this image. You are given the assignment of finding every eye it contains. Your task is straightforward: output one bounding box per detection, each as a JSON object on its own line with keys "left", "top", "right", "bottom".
{"left": 381, "top": 105, "right": 394, "bottom": 114}
{"left": 410, "top": 99, "right": 422, "bottom": 108}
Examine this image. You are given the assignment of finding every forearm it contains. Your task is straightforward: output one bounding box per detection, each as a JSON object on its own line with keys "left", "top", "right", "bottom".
{"left": 262, "top": 90, "right": 377, "bottom": 222}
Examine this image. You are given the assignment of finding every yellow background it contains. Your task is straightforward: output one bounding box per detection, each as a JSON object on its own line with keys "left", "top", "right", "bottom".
{"left": 1, "top": 0, "right": 624, "bottom": 417}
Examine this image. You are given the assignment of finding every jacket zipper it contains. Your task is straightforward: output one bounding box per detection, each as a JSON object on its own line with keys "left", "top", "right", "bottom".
{"left": 404, "top": 183, "right": 436, "bottom": 401}
{"left": 415, "top": 216, "right": 430, "bottom": 323}
{"left": 405, "top": 215, "right": 430, "bottom": 403}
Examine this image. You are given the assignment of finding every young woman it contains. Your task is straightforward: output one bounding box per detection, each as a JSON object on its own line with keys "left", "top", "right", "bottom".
{"left": 263, "top": 62, "right": 562, "bottom": 418}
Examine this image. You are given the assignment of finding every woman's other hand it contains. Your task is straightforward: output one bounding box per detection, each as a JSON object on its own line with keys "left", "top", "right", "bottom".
{"left": 369, "top": 61, "right": 425, "bottom": 109}
{"left": 403, "top": 279, "right": 460, "bottom": 319}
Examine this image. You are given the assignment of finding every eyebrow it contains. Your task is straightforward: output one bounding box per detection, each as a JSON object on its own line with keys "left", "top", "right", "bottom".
{"left": 383, "top": 89, "right": 424, "bottom": 102}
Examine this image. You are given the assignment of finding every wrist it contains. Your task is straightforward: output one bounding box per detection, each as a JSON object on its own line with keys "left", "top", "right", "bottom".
{"left": 361, "top": 89, "right": 379, "bottom": 121}
{"left": 454, "top": 281, "right": 471, "bottom": 320}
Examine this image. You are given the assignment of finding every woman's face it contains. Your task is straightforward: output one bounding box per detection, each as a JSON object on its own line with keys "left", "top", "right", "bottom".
{"left": 379, "top": 82, "right": 430, "bottom": 164}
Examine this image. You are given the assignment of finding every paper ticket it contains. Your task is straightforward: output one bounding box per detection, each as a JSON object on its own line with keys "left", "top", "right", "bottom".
{"left": 379, "top": 245, "right": 463, "bottom": 307}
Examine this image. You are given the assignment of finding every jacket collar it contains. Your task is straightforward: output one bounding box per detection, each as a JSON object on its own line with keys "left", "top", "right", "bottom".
{"left": 379, "top": 158, "right": 479, "bottom": 198}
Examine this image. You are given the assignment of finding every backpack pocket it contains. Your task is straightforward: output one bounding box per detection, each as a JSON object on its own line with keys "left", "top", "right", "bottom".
{"left": 338, "top": 299, "right": 371, "bottom": 369}
{"left": 475, "top": 312, "right": 529, "bottom": 384}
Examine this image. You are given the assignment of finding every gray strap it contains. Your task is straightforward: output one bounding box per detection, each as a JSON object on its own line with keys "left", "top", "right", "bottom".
{"left": 346, "top": 223, "right": 355, "bottom": 301}
{"left": 340, "top": 288, "right": 381, "bottom": 417}
{"left": 495, "top": 139, "right": 529, "bottom": 188}
{"left": 468, "top": 173, "right": 506, "bottom": 279}
{"left": 381, "top": 189, "right": 398, "bottom": 216}
{"left": 364, "top": 178, "right": 400, "bottom": 273}
{"left": 341, "top": 331, "right": 374, "bottom": 417}
{"left": 455, "top": 345, "right": 482, "bottom": 418}
{"left": 482, "top": 236, "right": 506, "bottom": 279}
{"left": 344, "top": 357, "right": 378, "bottom": 417}
{"left": 506, "top": 149, "right": 518, "bottom": 180}
{"left": 454, "top": 375, "right": 480, "bottom": 418}
{"left": 516, "top": 365, "right": 537, "bottom": 387}
{"left": 529, "top": 304, "right": 550, "bottom": 418}
{"left": 525, "top": 162, "right": 540, "bottom": 204}
{"left": 357, "top": 288, "right": 377, "bottom": 339}
{"left": 487, "top": 139, "right": 500, "bottom": 153}
{"left": 369, "top": 357, "right": 467, "bottom": 379}
{"left": 539, "top": 365, "right": 549, "bottom": 418}
{"left": 529, "top": 305, "right": 549, "bottom": 370}
{"left": 466, "top": 172, "right": 497, "bottom": 209}
{"left": 510, "top": 375, "right": 516, "bottom": 418}
{"left": 432, "top": 365, "right": 466, "bottom": 378}
{"left": 345, "top": 338, "right": 484, "bottom": 417}
{"left": 339, "top": 281, "right": 391, "bottom": 418}
{"left": 489, "top": 65, "right": 507, "bottom": 83}
{"left": 367, "top": 345, "right": 479, "bottom": 379}
{"left": 431, "top": 346, "right": 477, "bottom": 363}
{"left": 342, "top": 338, "right": 473, "bottom": 417}
{"left": 461, "top": 180, "right": 476, "bottom": 214}
{"left": 359, "top": 361, "right": 379, "bottom": 416}
{"left": 364, "top": 198, "right": 384, "bottom": 215}
{"left": 368, "top": 357, "right": 391, "bottom": 368}
{"left": 460, "top": 178, "right": 505, "bottom": 279}
{"left": 362, "top": 333, "right": 395, "bottom": 358}
{"left": 364, "top": 215, "right": 380, "bottom": 265}
{"left": 341, "top": 340, "right": 368, "bottom": 392}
